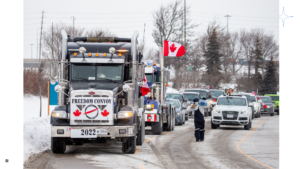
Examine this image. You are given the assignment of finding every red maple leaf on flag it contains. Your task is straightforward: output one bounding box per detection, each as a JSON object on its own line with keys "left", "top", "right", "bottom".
{"left": 73, "top": 109, "right": 81, "bottom": 116}
{"left": 101, "top": 109, "right": 109, "bottom": 117}
{"left": 263, "top": 105, "right": 267, "bottom": 108}
{"left": 170, "top": 43, "right": 177, "bottom": 52}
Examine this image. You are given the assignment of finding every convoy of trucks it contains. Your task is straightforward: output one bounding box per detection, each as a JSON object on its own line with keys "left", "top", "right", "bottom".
{"left": 50, "top": 30, "right": 147, "bottom": 154}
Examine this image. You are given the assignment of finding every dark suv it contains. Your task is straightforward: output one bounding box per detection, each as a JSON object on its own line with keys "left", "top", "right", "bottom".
{"left": 184, "top": 89, "right": 212, "bottom": 116}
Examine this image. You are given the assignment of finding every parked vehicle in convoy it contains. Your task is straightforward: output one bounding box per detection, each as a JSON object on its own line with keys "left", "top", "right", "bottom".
{"left": 184, "top": 89, "right": 212, "bottom": 116}
{"left": 259, "top": 96, "right": 275, "bottom": 116}
{"left": 235, "top": 93, "right": 255, "bottom": 119}
{"left": 249, "top": 95, "right": 261, "bottom": 118}
{"left": 166, "top": 99, "right": 186, "bottom": 125}
{"left": 49, "top": 30, "right": 146, "bottom": 154}
{"left": 143, "top": 60, "right": 175, "bottom": 135}
{"left": 183, "top": 92, "right": 199, "bottom": 116}
{"left": 166, "top": 93, "right": 189, "bottom": 120}
{"left": 264, "top": 94, "right": 279, "bottom": 115}
{"left": 211, "top": 95, "right": 252, "bottom": 130}
{"left": 210, "top": 89, "right": 225, "bottom": 108}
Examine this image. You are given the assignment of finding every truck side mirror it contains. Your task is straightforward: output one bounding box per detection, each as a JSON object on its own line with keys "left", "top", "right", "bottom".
{"left": 122, "top": 84, "right": 132, "bottom": 92}
{"left": 50, "top": 62, "right": 59, "bottom": 84}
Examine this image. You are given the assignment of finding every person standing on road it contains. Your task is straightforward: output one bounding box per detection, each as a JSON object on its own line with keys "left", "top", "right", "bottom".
{"left": 187, "top": 98, "right": 205, "bottom": 142}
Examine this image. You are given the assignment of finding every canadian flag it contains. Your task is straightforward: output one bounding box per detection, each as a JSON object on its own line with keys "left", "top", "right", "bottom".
{"left": 164, "top": 40, "right": 186, "bottom": 57}
{"left": 252, "top": 91, "right": 267, "bottom": 108}
{"left": 207, "top": 86, "right": 211, "bottom": 89}
{"left": 141, "top": 75, "right": 150, "bottom": 96}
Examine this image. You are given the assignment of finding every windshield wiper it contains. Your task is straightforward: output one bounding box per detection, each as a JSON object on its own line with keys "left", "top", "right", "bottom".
{"left": 73, "top": 78, "right": 89, "bottom": 82}
{"left": 98, "top": 78, "right": 117, "bottom": 83}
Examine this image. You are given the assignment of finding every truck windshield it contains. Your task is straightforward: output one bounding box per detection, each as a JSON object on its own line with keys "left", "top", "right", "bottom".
{"left": 211, "top": 91, "right": 223, "bottom": 97}
{"left": 71, "top": 63, "right": 123, "bottom": 82}
{"left": 145, "top": 74, "right": 152, "bottom": 83}
{"left": 269, "top": 96, "right": 279, "bottom": 101}
{"left": 217, "top": 98, "right": 247, "bottom": 106}
{"left": 183, "top": 94, "right": 198, "bottom": 101}
{"left": 166, "top": 94, "right": 182, "bottom": 101}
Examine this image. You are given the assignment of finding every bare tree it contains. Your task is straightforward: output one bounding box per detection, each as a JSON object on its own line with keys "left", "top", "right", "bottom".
{"left": 85, "top": 27, "right": 116, "bottom": 37}
{"left": 42, "top": 22, "right": 85, "bottom": 61}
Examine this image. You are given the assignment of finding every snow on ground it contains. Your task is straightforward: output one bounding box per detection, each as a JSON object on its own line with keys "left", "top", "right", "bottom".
{"left": 166, "top": 87, "right": 179, "bottom": 93}
{"left": 23, "top": 96, "right": 51, "bottom": 163}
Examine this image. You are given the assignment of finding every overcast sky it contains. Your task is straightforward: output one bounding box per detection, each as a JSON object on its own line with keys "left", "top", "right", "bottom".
{"left": 24, "top": 0, "right": 279, "bottom": 59}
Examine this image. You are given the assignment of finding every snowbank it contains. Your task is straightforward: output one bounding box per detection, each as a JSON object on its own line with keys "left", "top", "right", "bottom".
{"left": 166, "top": 87, "right": 179, "bottom": 93}
{"left": 23, "top": 96, "right": 50, "bottom": 163}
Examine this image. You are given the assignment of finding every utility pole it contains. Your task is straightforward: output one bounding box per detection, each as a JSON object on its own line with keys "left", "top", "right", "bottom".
{"left": 29, "top": 44, "right": 34, "bottom": 59}
{"left": 72, "top": 16, "right": 76, "bottom": 37}
{"left": 36, "top": 28, "right": 38, "bottom": 60}
{"left": 39, "top": 11, "right": 44, "bottom": 61}
{"left": 143, "top": 23, "right": 146, "bottom": 53}
{"left": 224, "top": 14, "right": 231, "bottom": 35}
{"left": 52, "top": 22, "right": 54, "bottom": 61}
{"left": 184, "top": 0, "right": 186, "bottom": 46}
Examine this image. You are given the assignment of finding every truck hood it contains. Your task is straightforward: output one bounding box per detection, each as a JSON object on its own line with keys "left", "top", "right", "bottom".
{"left": 214, "top": 105, "right": 248, "bottom": 111}
{"left": 71, "top": 82, "right": 122, "bottom": 91}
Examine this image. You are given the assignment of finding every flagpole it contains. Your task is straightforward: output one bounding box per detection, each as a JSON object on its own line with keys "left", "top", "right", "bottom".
{"left": 161, "top": 40, "right": 164, "bottom": 105}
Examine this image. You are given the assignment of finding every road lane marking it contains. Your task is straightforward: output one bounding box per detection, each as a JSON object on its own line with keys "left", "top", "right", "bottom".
{"left": 139, "top": 164, "right": 146, "bottom": 169}
{"left": 162, "top": 132, "right": 171, "bottom": 135}
{"left": 181, "top": 127, "right": 188, "bottom": 130}
{"left": 145, "top": 136, "right": 156, "bottom": 143}
{"left": 135, "top": 147, "right": 141, "bottom": 154}
{"left": 236, "top": 119, "right": 274, "bottom": 169}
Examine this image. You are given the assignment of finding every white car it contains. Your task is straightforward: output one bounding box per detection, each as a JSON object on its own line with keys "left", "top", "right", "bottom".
{"left": 248, "top": 94, "right": 261, "bottom": 118}
{"left": 211, "top": 95, "right": 253, "bottom": 130}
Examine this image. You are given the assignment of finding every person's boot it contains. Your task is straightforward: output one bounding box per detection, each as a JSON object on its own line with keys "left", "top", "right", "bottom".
{"left": 195, "top": 130, "right": 200, "bottom": 142}
{"left": 200, "top": 130, "right": 205, "bottom": 141}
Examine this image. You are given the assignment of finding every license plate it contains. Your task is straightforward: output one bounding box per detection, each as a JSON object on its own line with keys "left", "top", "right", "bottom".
{"left": 227, "top": 114, "right": 234, "bottom": 118}
{"left": 71, "top": 129, "right": 107, "bottom": 138}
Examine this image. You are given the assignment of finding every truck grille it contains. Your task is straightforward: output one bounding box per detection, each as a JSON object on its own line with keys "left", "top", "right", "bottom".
{"left": 74, "top": 120, "right": 109, "bottom": 123}
{"left": 222, "top": 111, "right": 238, "bottom": 120}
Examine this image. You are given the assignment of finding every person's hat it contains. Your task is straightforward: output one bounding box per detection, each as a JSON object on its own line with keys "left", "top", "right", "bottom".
{"left": 193, "top": 98, "right": 199, "bottom": 103}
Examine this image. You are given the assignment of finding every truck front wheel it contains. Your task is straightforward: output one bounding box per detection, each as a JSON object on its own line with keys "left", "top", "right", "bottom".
{"left": 51, "top": 137, "right": 66, "bottom": 153}
{"left": 136, "top": 116, "right": 145, "bottom": 146}
{"left": 122, "top": 137, "right": 136, "bottom": 154}
{"left": 151, "top": 113, "right": 163, "bottom": 135}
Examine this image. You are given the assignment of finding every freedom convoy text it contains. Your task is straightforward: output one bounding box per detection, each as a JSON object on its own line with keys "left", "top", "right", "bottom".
{"left": 72, "top": 99, "right": 111, "bottom": 104}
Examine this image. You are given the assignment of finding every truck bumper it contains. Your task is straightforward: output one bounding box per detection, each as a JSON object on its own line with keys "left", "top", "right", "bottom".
{"left": 51, "top": 125, "right": 136, "bottom": 138}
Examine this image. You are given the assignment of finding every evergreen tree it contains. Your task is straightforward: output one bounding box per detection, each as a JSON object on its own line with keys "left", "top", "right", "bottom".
{"left": 252, "top": 37, "right": 263, "bottom": 75}
{"left": 261, "top": 56, "right": 278, "bottom": 94}
{"left": 203, "top": 29, "right": 222, "bottom": 88}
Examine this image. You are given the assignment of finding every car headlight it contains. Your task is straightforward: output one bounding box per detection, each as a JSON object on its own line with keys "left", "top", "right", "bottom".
{"left": 52, "top": 111, "right": 68, "bottom": 119}
{"left": 213, "top": 109, "right": 220, "bottom": 113}
{"left": 267, "top": 106, "right": 270, "bottom": 108}
{"left": 209, "top": 100, "right": 212, "bottom": 104}
{"left": 118, "top": 111, "right": 133, "bottom": 119}
{"left": 241, "top": 110, "right": 248, "bottom": 114}
{"left": 177, "top": 113, "right": 180, "bottom": 115}
{"left": 145, "top": 104, "right": 154, "bottom": 110}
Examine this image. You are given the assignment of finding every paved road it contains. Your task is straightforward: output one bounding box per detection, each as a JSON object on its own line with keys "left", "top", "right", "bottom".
{"left": 25, "top": 114, "right": 279, "bottom": 169}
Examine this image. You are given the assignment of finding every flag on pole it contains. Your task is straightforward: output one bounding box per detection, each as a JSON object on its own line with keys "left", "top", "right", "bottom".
{"left": 141, "top": 75, "right": 150, "bottom": 96}
{"left": 252, "top": 91, "right": 267, "bottom": 108}
{"left": 163, "top": 40, "right": 186, "bottom": 57}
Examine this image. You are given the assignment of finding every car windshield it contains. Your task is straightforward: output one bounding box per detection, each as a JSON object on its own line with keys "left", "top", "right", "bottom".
{"left": 145, "top": 74, "right": 152, "bottom": 83}
{"left": 211, "top": 91, "right": 223, "bottom": 97}
{"left": 167, "top": 100, "right": 180, "bottom": 108}
{"left": 250, "top": 96, "right": 256, "bottom": 101}
{"left": 217, "top": 97, "right": 247, "bottom": 106}
{"left": 166, "top": 94, "right": 182, "bottom": 101}
{"left": 185, "top": 90, "right": 207, "bottom": 99}
{"left": 242, "top": 95, "right": 251, "bottom": 102}
{"left": 269, "top": 96, "right": 279, "bottom": 101}
{"left": 183, "top": 94, "right": 198, "bottom": 101}
{"left": 260, "top": 97, "right": 273, "bottom": 103}
{"left": 71, "top": 63, "right": 123, "bottom": 82}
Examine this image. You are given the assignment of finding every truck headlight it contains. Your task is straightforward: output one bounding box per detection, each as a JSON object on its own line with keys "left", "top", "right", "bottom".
{"left": 145, "top": 104, "right": 154, "bottom": 110}
{"left": 51, "top": 111, "right": 68, "bottom": 119}
{"left": 213, "top": 109, "right": 220, "bottom": 113}
{"left": 118, "top": 111, "right": 133, "bottom": 119}
{"left": 177, "top": 113, "right": 180, "bottom": 115}
{"left": 241, "top": 110, "right": 248, "bottom": 114}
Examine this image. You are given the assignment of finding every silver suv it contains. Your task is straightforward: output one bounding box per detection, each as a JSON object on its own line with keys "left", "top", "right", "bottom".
{"left": 211, "top": 95, "right": 252, "bottom": 130}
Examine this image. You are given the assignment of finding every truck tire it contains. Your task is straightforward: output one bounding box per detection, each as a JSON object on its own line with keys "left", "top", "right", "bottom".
{"left": 51, "top": 137, "right": 66, "bottom": 154}
{"left": 136, "top": 111, "right": 145, "bottom": 146}
{"left": 270, "top": 113, "right": 274, "bottom": 116}
{"left": 151, "top": 112, "right": 163, "bottom": 135}
{"left": 244, "top": 120, "right": 251, "bottom": 130}
{"left": 166, "top": 107, "right": 172, "bottom": 131}
{"left": 172, "top": 108, "right": 175, "bottom": 131}
{"left": 211, "top": 120, "right": 217, "bottom": 129}
{"left": 208, "top": 111, "right": 211, "bottom": 116}
{"left": 122, "top": 137, "right": 136, "bottom": 154}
